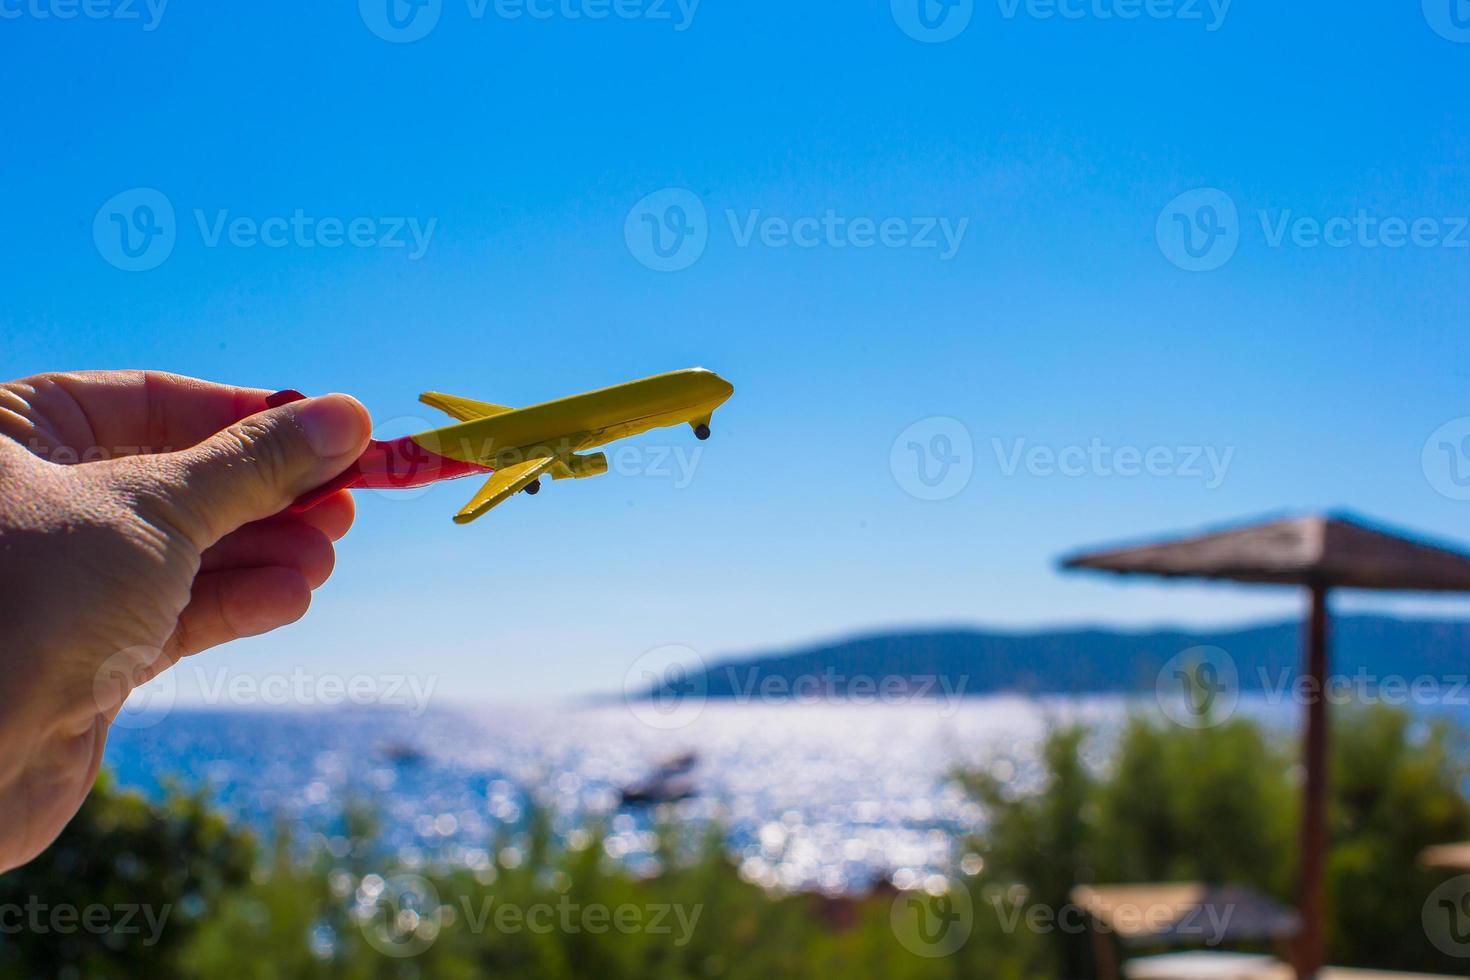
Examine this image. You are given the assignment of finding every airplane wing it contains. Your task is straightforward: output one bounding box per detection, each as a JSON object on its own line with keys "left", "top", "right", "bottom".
{"left": 420, "top": 391, "right": 514, "bottom": 422}
{"left": 454, "top": 456, "right": 558, "bottom": 524}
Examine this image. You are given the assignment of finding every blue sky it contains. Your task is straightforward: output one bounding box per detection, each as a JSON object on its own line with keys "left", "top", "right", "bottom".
{"left": 4, "top": 0, "right": 1470, "bottom": 699}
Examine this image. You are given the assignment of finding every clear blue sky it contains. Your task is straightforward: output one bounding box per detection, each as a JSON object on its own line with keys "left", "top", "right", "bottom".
{"left": 5, "top": 1, "right": 1470, "bottom": 699}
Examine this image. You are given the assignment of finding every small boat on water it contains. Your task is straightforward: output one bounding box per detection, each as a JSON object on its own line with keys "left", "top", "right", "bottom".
{"left": 619, "top": 751, "right": 699, "bottom": 806}
{"left": 377, "top": 741, "right": 426, "bottom": 765}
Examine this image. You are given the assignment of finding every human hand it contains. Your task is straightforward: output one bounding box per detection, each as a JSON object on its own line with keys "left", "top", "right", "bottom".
{"left": 0, "top": 370, "right": 372, "bottom": 872}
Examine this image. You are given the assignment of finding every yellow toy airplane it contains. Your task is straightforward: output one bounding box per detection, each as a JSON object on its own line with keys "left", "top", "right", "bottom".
{"left": 282, "top": 368, "right": 734, "bottom": 524}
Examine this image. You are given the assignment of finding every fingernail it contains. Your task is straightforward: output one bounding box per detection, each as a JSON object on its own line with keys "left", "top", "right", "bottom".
{"left": 295, "top": 394, "right": 371, "bottom": 458}
{"left": 266, "top": 389, "right": 307, "bottom": 408}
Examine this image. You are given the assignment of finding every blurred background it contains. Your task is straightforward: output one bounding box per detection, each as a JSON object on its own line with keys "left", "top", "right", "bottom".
{"left": 5, "top": 0, "right": 1470, "bottom": 976}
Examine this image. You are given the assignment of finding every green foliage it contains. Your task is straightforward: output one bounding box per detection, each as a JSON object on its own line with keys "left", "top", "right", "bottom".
{"left": 2, "top": 704, "right": 1468, "bottom": 978}
{"left": 0, "top": 773, "right": 254, "bottom": 979}
{"left": 176, "top": 809, "right": 1041, "bottom": 980}
{"left": 1327, "top": 709, "right": 1470, "bottom": 969}
{"left": 964, "top": 704, "right": 1470, "bottom": 975}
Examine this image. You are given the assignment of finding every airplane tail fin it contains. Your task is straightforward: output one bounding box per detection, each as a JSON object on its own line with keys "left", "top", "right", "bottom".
{"left": 420, "top": 392, "right": 515, "bottom": 422}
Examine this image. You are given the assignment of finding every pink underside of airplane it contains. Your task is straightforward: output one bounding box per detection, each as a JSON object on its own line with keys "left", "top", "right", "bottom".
{"left": 265, "top": 389, "right": 491, "bottom": 512}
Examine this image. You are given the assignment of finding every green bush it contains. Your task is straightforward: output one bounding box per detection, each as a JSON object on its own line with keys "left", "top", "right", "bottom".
{"left": 962, "top": 704, "right": 1470, "bottom": 975}
{"left": 2, "top": 704, "right": 1467, "bottom": 978}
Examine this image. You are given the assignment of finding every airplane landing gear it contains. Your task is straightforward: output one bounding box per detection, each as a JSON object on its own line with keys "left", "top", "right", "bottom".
{"left": 694, "top": 424, "right": 711, "bottom": 441}
{"left": 524, "top": 480, "right": 541, "bottom": 495}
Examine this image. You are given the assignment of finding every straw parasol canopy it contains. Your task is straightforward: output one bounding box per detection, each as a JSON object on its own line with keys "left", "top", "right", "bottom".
{"left": 1062, "top": 512, "right": 1470, "bottom": 592}
{"left": 1061, "top": 512, "right": 1470, "bottom": 980}
{"left": 1071, "top": 882, "right": 1300, "bottom": 947}
{"left": 1418, "top": 841, "right": 1470, "bottom": 872}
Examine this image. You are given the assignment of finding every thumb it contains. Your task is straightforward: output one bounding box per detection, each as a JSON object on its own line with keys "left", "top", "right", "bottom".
{"left": 151, "top": 394, "right": 372, "bottom": 548}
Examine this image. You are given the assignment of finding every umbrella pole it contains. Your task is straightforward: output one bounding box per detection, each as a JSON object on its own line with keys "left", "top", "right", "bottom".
{"left": 1294, "top": 583, "right": 1329, "bottom": 979}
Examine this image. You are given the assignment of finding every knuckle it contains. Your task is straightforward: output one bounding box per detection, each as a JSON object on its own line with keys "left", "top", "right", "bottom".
{"left": 225, "top": 416, "right": 301, "bottom": 491}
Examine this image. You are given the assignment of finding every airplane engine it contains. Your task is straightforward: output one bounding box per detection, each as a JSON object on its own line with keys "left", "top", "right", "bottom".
{"left": 556, "top": 452, "right": 609, "bottom": 479}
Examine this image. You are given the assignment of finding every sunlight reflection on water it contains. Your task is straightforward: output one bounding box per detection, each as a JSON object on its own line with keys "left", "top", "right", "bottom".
{"left": 102, "top": 697, "right": 1292, "bottom": 894}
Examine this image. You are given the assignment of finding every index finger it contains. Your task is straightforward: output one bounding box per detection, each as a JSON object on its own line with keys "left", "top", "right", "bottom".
{"left": 2, "top": 370, "right": 280, "bottom": 456}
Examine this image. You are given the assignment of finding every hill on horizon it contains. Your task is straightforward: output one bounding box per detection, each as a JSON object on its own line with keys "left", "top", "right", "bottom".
{"left": 632, "top": 614, "right": 1470, "bottom": 701}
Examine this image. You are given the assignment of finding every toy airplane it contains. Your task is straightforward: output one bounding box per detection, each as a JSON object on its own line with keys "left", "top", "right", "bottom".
{"left": 276, "top": 368, "right": 734, "bottom": 524}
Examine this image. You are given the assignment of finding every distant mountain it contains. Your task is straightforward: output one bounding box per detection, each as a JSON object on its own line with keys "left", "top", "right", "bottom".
{"left": 636, "top": 616, "right": 1470, "bottom": 701}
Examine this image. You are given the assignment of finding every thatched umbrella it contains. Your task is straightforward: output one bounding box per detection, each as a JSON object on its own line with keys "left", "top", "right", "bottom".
{"left": 1061, "top": 512, "right": 1470, "bottom": 979}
